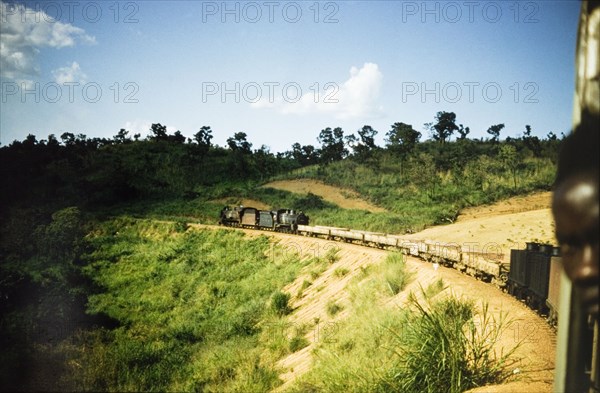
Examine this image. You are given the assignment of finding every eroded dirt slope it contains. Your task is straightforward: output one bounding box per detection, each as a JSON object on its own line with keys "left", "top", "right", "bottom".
{"left": 262, "top": 179, "right": 385, "bottom": 212}
{"left": 404, "top": 192, "right": 556, "bottom": 263}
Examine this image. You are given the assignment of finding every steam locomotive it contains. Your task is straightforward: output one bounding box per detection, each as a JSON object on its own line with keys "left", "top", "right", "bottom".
{"left": 219, "top": 206, "right": 309, "bottom": 232}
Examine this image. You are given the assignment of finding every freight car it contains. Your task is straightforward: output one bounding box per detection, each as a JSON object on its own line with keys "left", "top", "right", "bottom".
{"left": 506, "top": 243, "right": 562, "bottom": 323}
{"left": 546, "top": 248, "right": 563, "bottom": 326}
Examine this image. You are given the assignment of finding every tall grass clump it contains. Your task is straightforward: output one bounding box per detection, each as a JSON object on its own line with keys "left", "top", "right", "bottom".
{"left": 378, "top": 291, "right": 522, "bottom": 393}
{"left": 378, "top": 252, "right": 411, "bottom": 295}
{"left": 271, "top": 291, "right": 292, "bottom": 316}
{"left": 325, "top": 246, "right": 341, "bottom": 264}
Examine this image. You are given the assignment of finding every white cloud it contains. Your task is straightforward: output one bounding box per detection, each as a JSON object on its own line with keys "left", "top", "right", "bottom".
{"left": 123, "top": 120, "right": 152, "bottom": 137}
{"left": 52, "top": 61, "right": 87, "bottom": 84}
{"left": 251, "top": 62, "right": 384, "bottom": 120}
{"left": 0, "top": 1, "right": 95, "bottom": 80}
{"left": 16, "top": 78, "right": 35, "bottom": 90}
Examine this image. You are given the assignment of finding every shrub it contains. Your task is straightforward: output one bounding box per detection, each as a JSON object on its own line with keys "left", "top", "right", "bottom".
{"left": 381, "top": 252, "right": 410, "bottom": 295}
{"left": 325, "top": 247, "right": 341, "bottom": 264}
{"left": 333, "top": 267, "right": 349, "bottom": 277}
{"left": 289, "top": 335, "right": 310, "bottom": 353}
{"left": 326, "top": 300, "right": 343, "bottom": 316}
{"left": 379, "top": 293, "right": 522, "bottom": 393}
{"left": 271, "top": 291, "right": 292, "bottom": 316}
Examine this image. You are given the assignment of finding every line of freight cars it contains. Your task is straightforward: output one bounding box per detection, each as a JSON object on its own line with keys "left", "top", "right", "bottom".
{"left": 218, "top": 206, "right": 562, "bottom": 325}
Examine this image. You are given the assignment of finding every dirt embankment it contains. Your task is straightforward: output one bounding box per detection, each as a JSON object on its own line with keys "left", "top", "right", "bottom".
{"left": 404, "top": 192, "right": 556, "bottom": 263}
{"left": 211, "top": 197, "right": 271, "bottom": 210}
{"left": 264, "top": 233, "right": 555, "bottom": 393}
{"left": 263, "top": 179, "right": 385, "bottom": 213}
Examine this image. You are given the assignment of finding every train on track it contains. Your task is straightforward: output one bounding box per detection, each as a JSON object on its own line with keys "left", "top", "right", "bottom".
{"left": 218, "top": 205, "right": 563, "bottom": 325}
{"left": 219, "top": 197, "right": 596, "bottom": 391}
{"left": 219, "top": 206, "right": 309, "bottom": 232}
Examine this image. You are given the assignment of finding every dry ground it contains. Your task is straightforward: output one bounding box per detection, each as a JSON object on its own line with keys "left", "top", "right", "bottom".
{"left": 266, "top": 234, "right": 555, "bottom": 393}
{"left": 211, "top": 197, "right": 271, "bottom": 210}
{"left": 404, "top": 192, "right": 556, "bottom": 264}
{"left": 262, "top": 179, "right": 386, "bottom": 213}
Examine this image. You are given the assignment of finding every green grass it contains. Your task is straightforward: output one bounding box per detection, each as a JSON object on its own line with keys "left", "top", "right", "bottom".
{"left": 377, "top": 292, "right": 522, "bottom": 393}
{"left": 262, "top": 148, "right": 557, "bottom": 234}
{"left": 89, "top": 143, "right": 557, "bottom": 237}
{"left": 272, "top": 291, "right": 293, "bottom": 316}
{"left": 333, "top": 267, "right": 350, "bottom": 277}
{"left": 325, "top": 247, "right": 341, "bottom": 264}
{"left": 68, "top": 218, "right": 306, "bottom": 391}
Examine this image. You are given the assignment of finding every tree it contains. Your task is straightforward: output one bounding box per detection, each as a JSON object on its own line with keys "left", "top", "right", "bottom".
{"left": 317, "top": 127, "right": 347, "bottom": 163}
{"left": 60, "top": 132, "right": 75, "bottom": 146}
{"left": 351, "top": 125, "right": 378, "bottom": 160}
{"left": 291, "top": 143, "right": 318, "bottom": 166}
{"left": 427, "top": 111, "right": 459, "bottom": 143}
{"left": 409, "top": 152, "right": 439, "bottom": 199}
{"left": 150, "top": 123, "right": 168, "bottom": 141}
{"left": 486, "top": 123, "right": 505, "bottom": 142}
{"left": 47, "top": 134, "right": 60, "bottom": 148}
{"left": 193, "top": 126, "right": 213, "bottom": 155}
{"left": 113, "top": 129, "right": 131, "bottom": 144}
{"left": 252, "top": 145, "right": 278, "bottom": 179}
{"left": 171, "top": 131, "right": 186, "bottom": 144}
{"left": 226, "top": 132, "right": 252, "bottom": 153}
{"left": 23, "top": 134, "right": 37, "bottom": 148}
{"left": 457, "top": 124, "right": 470, "bottom": 140}
{"left": 498, "top": 144, "right": 520, "bottom": 191}
{"left": 385, "top": 122, "right": 421, "bottom": 156}
{"left": 522, "top": 124, "right": 542, "bottom": 157}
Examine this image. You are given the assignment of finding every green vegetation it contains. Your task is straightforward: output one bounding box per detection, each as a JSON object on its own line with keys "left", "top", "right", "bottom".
{"left": 270, "top": 137, "right": 558, "bottom": 233}
{"left": 333, "top": 267, "right": 350, "bottom": 277}
{"left": 0, "top": 116, "right": 555, "bottom": 391}
{"left": 0, "top": 216, "right": 311, "bottom": 391}
{"left": 381, "top": 295, "right": 521, "bottom": 393}
{"left": 377, "top": 251, "right": 412, "bottom": 295}
{"left": 326, "top": 300, "right": 344, "bottom": 317}
{"left": 325, "top": 246, "right": 341, "bottom": 264}
{"left": 291, "top": 257, "right": 521, "bottom": 393}
{"left": 272, "top": 291, "right": 293, "bottom": 316}
{"left": 72, "top": 220, "right": 304, "bottom": 391}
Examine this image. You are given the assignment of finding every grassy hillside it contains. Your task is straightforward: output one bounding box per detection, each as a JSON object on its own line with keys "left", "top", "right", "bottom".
{"left": 0, "top": 131, "right": 558, "bottom": 391}
{"left": 1, "top": 217, "right": 316, "bottom": 391}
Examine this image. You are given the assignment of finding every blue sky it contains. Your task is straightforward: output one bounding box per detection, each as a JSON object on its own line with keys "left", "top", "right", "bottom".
{"left": 1, "top": 1, "right": 581, "bottom": 152}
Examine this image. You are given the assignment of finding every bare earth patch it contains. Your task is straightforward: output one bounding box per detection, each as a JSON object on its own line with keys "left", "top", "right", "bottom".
{"left": 266, "top": 235, "right": 555, "bottom": 393}
{"left": 263, "top": 179, "right": 386, "bottom": 213}
{"left": 457, "top": 192, "right": 553, "bottom": 222}
{"left": 404, "top": 192, "right": 556, "bottom": 263}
